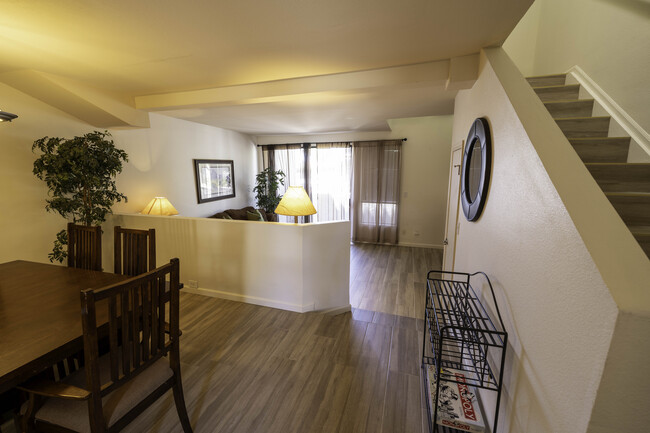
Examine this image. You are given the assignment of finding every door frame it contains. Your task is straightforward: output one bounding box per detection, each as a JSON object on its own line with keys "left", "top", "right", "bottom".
{"left": 442, "top": 141, "right": 464, "bottom": 273}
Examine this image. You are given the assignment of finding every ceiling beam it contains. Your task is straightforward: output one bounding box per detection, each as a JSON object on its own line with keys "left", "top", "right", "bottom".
{"left": 135, "top": 55, "right": 479, "bottom": 111}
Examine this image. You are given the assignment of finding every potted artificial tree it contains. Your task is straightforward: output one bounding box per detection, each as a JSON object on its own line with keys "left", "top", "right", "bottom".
{"left": 252, "top": 168, "right": 285, "bottom": 222}
{"left": 32, "top": 130, "right": 128, "bottom": 262}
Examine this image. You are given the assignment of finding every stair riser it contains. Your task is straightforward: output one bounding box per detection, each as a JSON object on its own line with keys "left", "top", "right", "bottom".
{"left": 556, "top": 117, "right": 610, "bottom": 138}
{"left": 546, "top": 100, "right": 594, "bottom": 118}
{"left": 571, "top": 139, "right": 629, "bottom": 163}
{"left": 607, "top": 196, "right": 650, "bottom": 226}
{"left": 527, "top": 75, "right": 566, "bottom": 87}
{"left": 634, "top": 235, "right": 650, "bottom": 257}
{"left": 534, "top": 85, "right": 580, "bottom": 102}
{"left": 587, "top": 165, "right": 650, "bottom": 193}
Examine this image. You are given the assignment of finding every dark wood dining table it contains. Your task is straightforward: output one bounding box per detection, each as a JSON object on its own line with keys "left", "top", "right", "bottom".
{"left": 0, "top": 260, "right": 128, "bottom": 395}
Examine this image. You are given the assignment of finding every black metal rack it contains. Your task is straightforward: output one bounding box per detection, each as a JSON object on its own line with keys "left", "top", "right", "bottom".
{"left": 422, "top": 270, "right": 508, "bottom": 433}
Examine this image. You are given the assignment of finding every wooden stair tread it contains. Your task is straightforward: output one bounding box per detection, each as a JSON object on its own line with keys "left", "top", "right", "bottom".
{"left": 570, "top": 137, "right": 630, "bottom": 163}
{"left": 545, "top": 100, "right": 594, "bottom": 118}
{"left": 585, "top": 163, "right": 650, "bottom": 166}
{"left": 556, "top": 116, "right": 610, "bottom": 138}
{"left": 606, "top": 193, "right": 650, "bottom": 226}
{"left": 605, "top": 192, "right": 650, "bottom": 197}
{"left": 569, "top": 137, "right": 631, "bottom": 142}
{"left": 531, "top": 84, "right": 578, "bottom": 90}
{"left": 586, "top": 163, "right": 650, "bottom": 193}
{"left": 629, "top": 226, "right": 650, "bottom": 235}
{"left": 526, "top": 73, "right": 567, "bottom": 79}
{"left": 526, "top": 74, "right": 566, "bottom": 87}
{"left": 533, "top": 84, "right": 580, "bottom": 102}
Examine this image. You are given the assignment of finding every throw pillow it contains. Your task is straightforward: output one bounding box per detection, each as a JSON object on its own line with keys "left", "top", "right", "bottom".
{"left": 247, "top": 209, "right": 264, "bottom": 221}
{"left": 221, "top": 214, "right": 233, "bottom": 220}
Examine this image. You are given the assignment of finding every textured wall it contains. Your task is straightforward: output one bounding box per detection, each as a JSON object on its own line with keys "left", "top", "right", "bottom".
{"left": 450, "top": 53, "right": 618, "bottom": 432}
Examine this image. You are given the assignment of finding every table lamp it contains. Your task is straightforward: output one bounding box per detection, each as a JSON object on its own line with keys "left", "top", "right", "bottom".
{"left": 141, "top": 197, "right": 179, "bottom": 216}
{"left": 274, "top": 186, "right": 316, "bottom": 224}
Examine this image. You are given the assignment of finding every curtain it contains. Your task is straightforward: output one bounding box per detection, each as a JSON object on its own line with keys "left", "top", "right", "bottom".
{"left": 351, "top": 140, "right": 401, "bottom": 244}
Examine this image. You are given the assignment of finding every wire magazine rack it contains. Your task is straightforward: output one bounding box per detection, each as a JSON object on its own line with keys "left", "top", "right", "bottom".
{"left": 421, "top": 270, "right": 508, "bottom": 433}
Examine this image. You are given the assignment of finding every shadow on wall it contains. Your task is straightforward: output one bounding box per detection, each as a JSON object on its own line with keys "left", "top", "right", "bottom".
{"left": 597, "top": 0, "right": 650, "bottom": 18}
{"left": 472, "top": 276, "right": 553, "bottom": 433}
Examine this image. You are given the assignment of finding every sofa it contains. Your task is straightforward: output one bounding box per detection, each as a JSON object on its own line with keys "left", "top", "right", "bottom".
{"left": 210, "top": 206, "right": 275, "bottom": 222}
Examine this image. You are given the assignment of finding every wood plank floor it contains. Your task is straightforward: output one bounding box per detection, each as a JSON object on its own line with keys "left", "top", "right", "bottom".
{"left": 4, "top": 244, "right": 442, "bottom": 433}
{"left": 350, "top": 243, "right": 442, "bottom": 319}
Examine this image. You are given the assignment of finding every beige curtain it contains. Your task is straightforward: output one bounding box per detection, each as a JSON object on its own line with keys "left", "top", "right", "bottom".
{"left": 351, "top": 140, "right": 401, "bottom": 244}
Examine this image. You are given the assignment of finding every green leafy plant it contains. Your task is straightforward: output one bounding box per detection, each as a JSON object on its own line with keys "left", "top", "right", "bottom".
{"left": 32, "top": 130, "right": 128, "bottom": 263}
{"left": 253, "top": 167, "right": 286, "bottom": 214}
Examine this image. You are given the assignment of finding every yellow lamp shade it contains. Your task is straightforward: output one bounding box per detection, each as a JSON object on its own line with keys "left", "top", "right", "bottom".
{"left": 141, "top": 197, "right": 179, "bottom": 216}
{"left": 275, "top": 186, "right": 316, "bottom": 221}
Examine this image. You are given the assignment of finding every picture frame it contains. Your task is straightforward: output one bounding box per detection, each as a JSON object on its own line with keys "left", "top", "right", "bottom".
{"left": 193, "top": 159, "right": 235, "bottom": 203}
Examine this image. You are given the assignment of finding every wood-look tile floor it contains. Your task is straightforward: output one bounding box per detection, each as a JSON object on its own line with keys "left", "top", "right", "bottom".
{"left": 110, "top": 245, "right": 442, "bottom": 433}
{"left": 350, "top": 243, "right": 443, "bottom": 320}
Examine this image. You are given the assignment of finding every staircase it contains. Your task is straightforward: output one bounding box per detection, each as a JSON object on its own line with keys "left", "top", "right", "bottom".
{"left": 527, "top": 73, "right": 650, "bottom": 258}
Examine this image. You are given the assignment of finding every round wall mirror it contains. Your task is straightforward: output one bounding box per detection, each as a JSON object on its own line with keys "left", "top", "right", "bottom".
{"left": 460, "top": 118, "right": 491, "bottom": 222}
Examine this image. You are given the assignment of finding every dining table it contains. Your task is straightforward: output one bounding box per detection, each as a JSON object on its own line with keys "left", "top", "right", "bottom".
{"left": 0, "top": 260, "right": 129, "bottom": 395}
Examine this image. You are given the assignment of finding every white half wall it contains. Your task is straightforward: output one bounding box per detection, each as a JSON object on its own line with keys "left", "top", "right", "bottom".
{"left": 255, "top": 115, "right": 454, "bottom": 248}
{"left": 111, "top": 113, "right": 257, "bottom": 218}
{"left": 104, "top": 214, "right": 351, "bottom": 313}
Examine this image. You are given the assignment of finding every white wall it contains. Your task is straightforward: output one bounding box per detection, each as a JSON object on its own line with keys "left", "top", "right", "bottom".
{"left": 105, "top": 214, "right": 351, "bottom": 313}
{"left": 0, "top": 83, "right": 98, "bottom": 263}
{"left": 0, "top": 84, "right": 257, "bottom": 265}
{"left": 451, "top": 52, "right": 619, "bottom": 432}
{"left": 111, "top": 113, "right": 257, "bottom": 218}
{"left": 256, "top": 114, "right": 454, "bottom": 248}
{"left": 504, "top": 0, "right": 650, "bottom": 132}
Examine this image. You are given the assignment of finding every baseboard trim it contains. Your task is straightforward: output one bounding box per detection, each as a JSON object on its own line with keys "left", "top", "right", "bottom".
{"left": 318, "top": 304, "right": 352, "bottom": 315}
{"left": 567, "top": 65, "right": 650, "bottom": 155}
{"left": 398, "top": 242, "right": 443, "bottom": 249}
{"left": 182, "top": 287, "right": 315, "bottom": 313}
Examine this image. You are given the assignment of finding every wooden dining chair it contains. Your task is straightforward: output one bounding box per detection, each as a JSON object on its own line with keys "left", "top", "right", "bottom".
{"left": 113, "top": 226, "right": 156, "bottom": 276}
{"left": 67, "top": 223, "right": 102, "bottom": 271}
{"left": 19, "top": 259, "right": 193, "bottom": 433}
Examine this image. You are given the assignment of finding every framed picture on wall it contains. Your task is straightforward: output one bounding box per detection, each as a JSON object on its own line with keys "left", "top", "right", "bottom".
{"left": 193, "top": 159, "right": 236, "bottom": 203}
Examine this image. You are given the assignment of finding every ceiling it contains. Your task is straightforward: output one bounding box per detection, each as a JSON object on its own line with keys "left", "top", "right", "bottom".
{"left": 0, "top": 0, "right": 533, "bottom": 135}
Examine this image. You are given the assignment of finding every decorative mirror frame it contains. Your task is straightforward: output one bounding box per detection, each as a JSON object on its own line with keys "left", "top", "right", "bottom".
{"left": 460, "top": 117, "right": 492, "bottom": 221}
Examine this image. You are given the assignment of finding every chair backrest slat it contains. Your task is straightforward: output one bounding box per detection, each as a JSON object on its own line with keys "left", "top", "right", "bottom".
{"left": 141, "top": 281, "right": 151, "bottom": 362}
{"left": 120, "top": 289, "right": 130, "bottom": 375}
{"left": 158, "top": 275, "right": 166, "bottom": 352}
{"left": 114, "top": 226, "right": 156, "bottom": 277}
{"left": 80, "top": 259, "right": 180, "bottom": 429}
{"left": 131, "top": 284, "right": 140, "bottom": 369}
{"left": 68, "top": 223, "right": 102, "bottom": 271}
{"left": 108, "top": 297, "right": 119, "bottom": 382}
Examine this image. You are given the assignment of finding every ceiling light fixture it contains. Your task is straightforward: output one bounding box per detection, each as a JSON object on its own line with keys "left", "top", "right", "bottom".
{"left": 0, "top": 110, "right": 18, "bottom": 122}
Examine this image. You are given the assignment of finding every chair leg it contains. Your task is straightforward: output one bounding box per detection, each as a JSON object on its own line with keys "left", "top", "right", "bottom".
{"left": 171, "top": 373, "right": 192, "bottom": 433}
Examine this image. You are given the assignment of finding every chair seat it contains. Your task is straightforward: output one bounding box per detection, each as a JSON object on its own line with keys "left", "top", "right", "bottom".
{"left": 33, "top": 354, "right": 172, "bottom": 433}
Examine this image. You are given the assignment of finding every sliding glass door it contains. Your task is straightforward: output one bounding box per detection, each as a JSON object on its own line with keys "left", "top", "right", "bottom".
{"left": 262, "top": 140, "right": 401, "bottom": 245}
{"left": 264, "top": 143, "right": 352, "bottom": 223}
